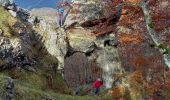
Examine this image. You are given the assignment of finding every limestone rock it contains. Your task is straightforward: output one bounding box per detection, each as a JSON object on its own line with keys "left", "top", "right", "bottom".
{"left": 33, "top": 18, "right": 67, "bottom": 69}
{"left": 65, "top": 0, "right": 123, "bottom": 35}
{"left": 65, "top": 0, "right": 105, "bottom": 27}
{"left": 72, "top": 39, "right": 96, "bottom": 53}
{"left": 8, "top": 10, "right": 16, "bottom": 17}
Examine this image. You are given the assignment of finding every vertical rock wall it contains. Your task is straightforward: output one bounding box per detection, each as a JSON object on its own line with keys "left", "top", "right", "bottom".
{"left": 64, "top": 52, "right": 102, "bottom": 88}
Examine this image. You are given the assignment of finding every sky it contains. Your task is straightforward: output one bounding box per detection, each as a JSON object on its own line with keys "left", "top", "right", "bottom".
{"left": 15, "top": 0, "right": 60, "bottom": 9}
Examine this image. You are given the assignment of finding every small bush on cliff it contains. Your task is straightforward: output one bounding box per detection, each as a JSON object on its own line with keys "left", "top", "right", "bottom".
{"left": 148, "top": 22, "right": 155, "bottom": 29}
{"left": 158, "top": 44, "right": 169, "bottom": 54}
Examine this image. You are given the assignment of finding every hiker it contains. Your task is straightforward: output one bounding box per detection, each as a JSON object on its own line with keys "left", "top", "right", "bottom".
{"left": 57, "top": 7, "right": 65, "bottom": 27}
{"left": 56, "top": 1, "right": 72, "bottom": 27}
{"left": 93, "top": 78, "right": 103, "bottom": 95}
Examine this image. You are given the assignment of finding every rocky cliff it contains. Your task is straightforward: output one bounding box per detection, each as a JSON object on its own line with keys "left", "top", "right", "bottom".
{"left": 64, "top": 0, "right": 170, "bottom": 99}
{"left": 0, "top": 0, "right": 170, "bottom": 100}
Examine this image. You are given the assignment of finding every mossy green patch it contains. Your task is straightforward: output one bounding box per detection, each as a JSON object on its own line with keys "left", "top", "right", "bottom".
{"left": 0, "top": 71, "right": 99, "bottom": 100}
{"left": 15, "top": 84, "right": 97, "bottom": 100}
{"left": 148, "top": 22, "right": 155, "bottom": 29}
{"left": 158, "top": 43, "right": 169, "bottom": 54}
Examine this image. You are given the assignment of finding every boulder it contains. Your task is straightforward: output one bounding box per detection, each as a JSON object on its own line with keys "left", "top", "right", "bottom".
{"left": 72, "top": 40, "right": 96, "bottom": 53}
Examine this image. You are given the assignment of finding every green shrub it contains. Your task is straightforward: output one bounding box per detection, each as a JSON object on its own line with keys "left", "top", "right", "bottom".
{"left": 158, "top": 44, "right": 169, "bottom": 54}
{"left": 148, "top": 22, "right": 155, "bottom": 29}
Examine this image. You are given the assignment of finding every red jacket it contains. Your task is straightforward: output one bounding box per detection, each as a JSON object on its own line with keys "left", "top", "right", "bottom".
{"left": 93, "top": 80, "right": 103, "bottom": 88}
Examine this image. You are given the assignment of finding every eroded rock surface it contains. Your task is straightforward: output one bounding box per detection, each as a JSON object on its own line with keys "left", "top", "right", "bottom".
{"left": 0, "top": 0, "right": 170, "bottom": 99}
{"left": 64, "top": 52, "right": 102, "bottom": 88}
{"left": 63, "top": 0, "right": 170, "bottom": 99}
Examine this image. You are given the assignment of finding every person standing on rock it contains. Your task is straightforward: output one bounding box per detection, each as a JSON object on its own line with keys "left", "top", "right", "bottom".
{"left": 93, "top": 78, "right": 103, "bottom": 95}
{"left": 56, "top": 0, "right": 72, "bottom": 28}
{"left": 57, "top": 4, "right": 65, "bottom": 27}
{"left": 59, "top": 7, "right": 65, "bottom": 27}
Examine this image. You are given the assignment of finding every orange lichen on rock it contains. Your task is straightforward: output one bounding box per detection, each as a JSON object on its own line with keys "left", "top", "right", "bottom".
{"left": 130, "top": 71, "right": 144, "bottom": 84}
{"left": 119, "top": 32, "right": 143, "bottom": 44}
{"left": 129, "top": 55, "right": 150, "bottom": 70}
{"left": 70, "top": 9, "right": 81, "bottom": 14}
{"left": 148, "top": 0, "right": 170, "bottom": 46}
{"left": 112, "top": 86, "right": 126, "bottom": 98}
{"left": 124, "top": 0, "right": 141, "bottom": 4}
{"left": 119, "top": 5, "right": 143, "bottom": 26}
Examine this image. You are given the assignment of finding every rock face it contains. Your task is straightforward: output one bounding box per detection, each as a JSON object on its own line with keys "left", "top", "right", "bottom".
{"left": 0, "top": 37, "right": 34, "bottom": 71}
{"left": 0, "top": 7, "right": 34, "bottom": 71}
{"left": 95, "top": 34, "right": 122, "bottom": 88}
{"left": 64, "top": 25, "right": 122, "bottom": 89}
{"left": 147, "top": 0, "right": 170, "bottom": 67}
{"left": 0, "top": 0, "right": 170, "bottom": 99}
{"left": 0, "top": 37, "right": 21, "bottom": 70}
{"left": 29, "top": 0, "right": 123, "bottom": 89}
{"left": 0, "top": 4, "right": 57, "bottom": 72}
{"left": 64, "top": 52, "right": 102, "bottom": 88}
{"left": 33, "top": 17, "right": 67, "bottom": 69}
{"left": 60, "top": 0, "right": 123, "bottom": 89}
{"left": 65, "top": 0, "right": 123, "bottom": 35}
{"left": 113, "top": 0, "right": 170, "bottom": 99}
{"left": 63, "top": 0, "right": 170, "bottom": 98}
